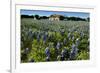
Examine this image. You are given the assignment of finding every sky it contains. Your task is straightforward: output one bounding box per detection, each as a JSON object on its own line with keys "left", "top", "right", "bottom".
{"left": 20, "top": 9, "right": 90, "bottom": 18}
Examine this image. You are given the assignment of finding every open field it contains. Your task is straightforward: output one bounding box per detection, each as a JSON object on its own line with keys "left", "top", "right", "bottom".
{"left": 21, "top": 18, "right": 89, "bottom": 63}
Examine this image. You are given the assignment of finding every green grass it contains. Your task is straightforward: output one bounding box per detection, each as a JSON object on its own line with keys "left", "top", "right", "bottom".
{"left": 21, "top": 18, "right": 90, "bottom": 63}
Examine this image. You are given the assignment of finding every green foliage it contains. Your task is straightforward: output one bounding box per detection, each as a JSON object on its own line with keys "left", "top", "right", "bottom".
{"left": 76, "top": 51, "right": 89, "bottom": 60}
{"left": 21, "top": 18, "right": 90, "bottom": 63}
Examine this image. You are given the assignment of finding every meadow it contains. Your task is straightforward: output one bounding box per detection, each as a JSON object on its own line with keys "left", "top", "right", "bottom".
{"left": 21, "top": 18, "right": 90, "bottom": 63}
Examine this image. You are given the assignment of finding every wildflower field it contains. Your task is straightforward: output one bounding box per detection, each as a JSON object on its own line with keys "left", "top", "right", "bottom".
{"left": 21, "top": 18, "right": 90, "bottom": 63}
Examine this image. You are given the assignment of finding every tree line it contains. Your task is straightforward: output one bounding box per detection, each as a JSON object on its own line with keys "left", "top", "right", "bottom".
{"left": 21, "top": 14, "right": 90, "bottom": 21}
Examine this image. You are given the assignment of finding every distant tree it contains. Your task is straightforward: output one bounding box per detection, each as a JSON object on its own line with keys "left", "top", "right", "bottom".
{"left": 30, "top": 15, "right": 34, "bottom": 18}
{"left": 40, "top": 16, "right": 49, "bottom": 19}
{"left": 67, "top": 16, "right": 86, "bottom": 21}
{"left": 59, "top": 16, "right": 65, "bottom": 20}
{"left": 21, "top": 15, "right": 28, "bottom": 18}
{"left": 64, "top": 16, "right": 68, "bottom": 20}
{"left": 21, "top": 15, "right": 34, "bottom": 18}
{"left": 34, "top": 15, "right": 40, "bottom": 20}
{"left": 87, "top": 17, "right": 90, "bottom": 22}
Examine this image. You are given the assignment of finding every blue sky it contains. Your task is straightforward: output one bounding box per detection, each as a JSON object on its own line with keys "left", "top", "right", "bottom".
{"left": 20, "top": 9, "right": 89, "bottom": 18}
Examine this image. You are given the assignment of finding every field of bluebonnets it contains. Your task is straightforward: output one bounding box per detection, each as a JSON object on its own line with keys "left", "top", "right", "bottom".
{"left": 21, "top": 18, "right": 90, "bottom": 63}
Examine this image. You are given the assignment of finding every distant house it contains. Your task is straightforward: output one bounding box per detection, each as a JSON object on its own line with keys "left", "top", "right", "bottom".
{"left": 34, "top": 17, "right": 37, "bottom": 20}
{"left": 49, "top": 14, "right": 61, "bottom": 21}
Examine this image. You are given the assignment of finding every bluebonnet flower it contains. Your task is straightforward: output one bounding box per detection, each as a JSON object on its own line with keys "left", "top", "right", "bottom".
{"left": 43, "top": 32, "right": 48, "bottom": 43}
{"left": 37, "top": 33, "right": 40, "bottom": 42}
{"left": 61, "top": 48, "right": 69, "bottom": 60}
{"left": 68, "top": 32, "right": 71, "bottom": 40}
{"left": 70, "top": 44, "right": 78, "bottom": 60}
{"left": 28, "top": 31, "right": 34, "bottom": 41}
{"left": 45, "top": 47, "right": 50, "bottom": 57}
{"left": 63, "top": 38, "right": 67, "bottom": 45}
{"left": 56, "top": 42, "right": 60, "bottom": 50}
{"left": 80, "top": 32, "right": 84, "bottom": 38}
{"left": 72, "top": 36, "right": 75, "bottom": 41}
